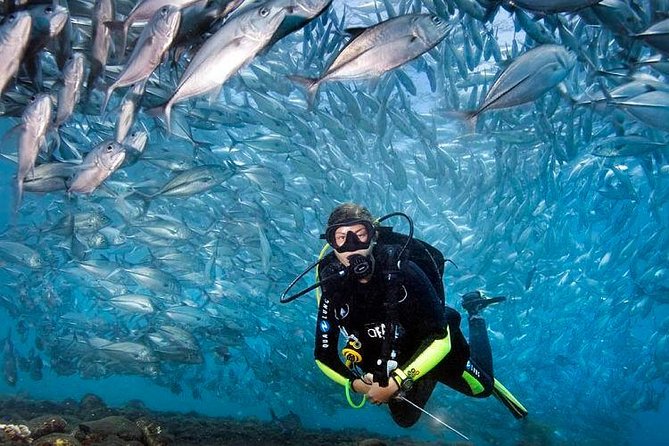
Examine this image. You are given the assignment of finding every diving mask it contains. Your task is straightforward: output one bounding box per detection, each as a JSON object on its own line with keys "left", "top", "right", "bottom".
{"left": 322, "top": 219, "right": 376, "bottom": 253}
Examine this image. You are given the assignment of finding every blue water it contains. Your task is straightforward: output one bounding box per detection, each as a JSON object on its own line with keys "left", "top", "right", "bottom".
{"left": 1, "top": 1, "right": 669, "bottom": 445}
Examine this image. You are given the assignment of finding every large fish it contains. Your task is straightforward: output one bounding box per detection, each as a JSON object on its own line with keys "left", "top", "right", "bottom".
{"left": 465, "top": 44, "right": 576, "bottom": 120}
{"left": 101, "top": 5, "right": 181, "bottom": 113}
{"left": 68, "top": 140, "right": 126, "bottom": 194}
{"left": 0, "top": 11, "right": 32, "bottom": 95}
{"left": 153, "top": 3, "right": 287, "bottom": 131}
{"left": 15, "top": 93, "right": 52, "bottom": 210}
{"left": 289, "top": 13, "right": 450, "bottom": 106}
{"left": 106, "top": 0, "right": 205, "bottom": 60}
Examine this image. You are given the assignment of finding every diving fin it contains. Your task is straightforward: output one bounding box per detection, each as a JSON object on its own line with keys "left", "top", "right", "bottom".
{"left": 492, "top": 379, "right": 528, "bottom": 419}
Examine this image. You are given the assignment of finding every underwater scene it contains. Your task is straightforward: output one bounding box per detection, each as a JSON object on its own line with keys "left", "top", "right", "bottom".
{"left": 1, "top": 0, "right": 669, "bottom": 444}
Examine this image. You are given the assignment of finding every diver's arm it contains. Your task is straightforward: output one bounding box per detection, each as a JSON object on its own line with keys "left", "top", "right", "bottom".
{"left": 313, "top": 294, "right": 357, "bottom": 386}
{"left": 391, "top": 326, "right": 452, "bottom": 388}
{"left": 391, "top": 262, "right": 452, "bottom": 388}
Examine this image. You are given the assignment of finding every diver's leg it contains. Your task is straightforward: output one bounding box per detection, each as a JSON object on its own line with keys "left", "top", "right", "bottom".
{"left": 388, "top": 378, "right": 437, "bottom": 428}
{"left": 462, "top": 290, "right": 504, "bottom": 377}
{"left": 467, "top": 314, "right": 493, "bottom": 377}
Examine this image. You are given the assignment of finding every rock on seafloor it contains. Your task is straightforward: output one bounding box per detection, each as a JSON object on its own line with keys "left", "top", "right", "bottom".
{"left": 0, "top": 394, "right": 467, "bottom": 446}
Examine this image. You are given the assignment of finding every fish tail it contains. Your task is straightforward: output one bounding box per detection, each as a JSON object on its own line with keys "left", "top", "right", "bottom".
{"left": 101, "top": 84, "right": 115, "bottom": 115}
{"left": 440, "top": 109, "right": 478, "bottom": 131}
{"left": 288, "top": 75, "right": 320, "bottom": 109}
{"left": 14, "top": 177, "right": 24, "bottom": 215}
{"left": 146, "top": 101, "right": 172, "bottom": 134}
{"left": 226, "top": 130, "right": 241, "bottom": 147}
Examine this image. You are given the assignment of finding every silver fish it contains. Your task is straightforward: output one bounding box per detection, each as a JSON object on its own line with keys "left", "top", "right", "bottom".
{"left": 108, "top": 294, "right": 155, "bottom": 314}
{"left": 121, "top": 128, "right": 149, "bottom": 166}
{"left": 16, "top": 93, "right": 52, "bottom": 209}
{"left": 106, "top": 0, "right": 205, "bottom": 59}
{"left": 68, "top": 140, "right": 126, "bottom": 194}
{"left": 508, "top": 0, "right": 603, "bottom": 13}
{"left": 0, "top": 240, "right": 43, "bottom": 269}
{"left": 102, "top": 6, "right": 181, "bottom": 113}
{"left": 115, "top": 82, "right": 146, "bottom": 143}
{"left": 289, "top": 13, "right": 450, "bottom": 106}
{"left": 23, "top": 161, "right": 77, "bottom": 193}
{"left": 87, "top": 0, "right": 115, "bottom": 92}
{"left": 142, "top": 163, "right": 237, "bottom": 198}
{"left": 155, "top": 3, "right": 287, "bottom": 131}
{"left": 24, "top": 4, "right": 69, "bottom": 88}
{"left": 0, "top": 11, "right": 32, "bottom": 95}
{"left": 466, "top": 44, "right": 576, "bottom": 120}
{"left": 54, "top": 52, "right": 85, "bottom": 127}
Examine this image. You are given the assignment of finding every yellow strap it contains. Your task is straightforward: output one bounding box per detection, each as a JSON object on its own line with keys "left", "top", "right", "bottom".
{"left": 399, "top": 326, "right": 452, "bottom": 382}
{"left": 315, "top": 360, "right": 349, "bottom": 387}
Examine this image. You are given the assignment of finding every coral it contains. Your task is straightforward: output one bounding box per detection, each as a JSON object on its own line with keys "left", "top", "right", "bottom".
{"left": 0, "top": 423, "right": 31, "bottom": 443}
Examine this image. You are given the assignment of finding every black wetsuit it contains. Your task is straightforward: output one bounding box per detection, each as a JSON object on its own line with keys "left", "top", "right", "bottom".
{"left": 314, "top": 245, "right": 495, "bottom": 427}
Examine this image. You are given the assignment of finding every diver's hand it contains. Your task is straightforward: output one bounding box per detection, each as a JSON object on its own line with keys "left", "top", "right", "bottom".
{"left": 366, "top": 378, "right": 400, "bottom": 405}
{"left": 351, "top": 378, "right": 372, "bottom": 394}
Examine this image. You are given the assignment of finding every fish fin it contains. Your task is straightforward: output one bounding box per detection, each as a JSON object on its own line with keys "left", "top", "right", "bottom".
{"left": 146, "top": 102, "right": 172, "bottom": 134}
{"left": 287, "top": 75, "right": 320, "bottom": 109}
{"left": 101, "top": 83, "right": 116, "bottom": 115}
{"left": 344, "top": 26, "right": 367, "bottom": 39}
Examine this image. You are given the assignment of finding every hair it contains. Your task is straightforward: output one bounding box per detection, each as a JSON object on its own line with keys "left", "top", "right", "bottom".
{"left": 327, "top": 203, "right": 374, "bottom": 227}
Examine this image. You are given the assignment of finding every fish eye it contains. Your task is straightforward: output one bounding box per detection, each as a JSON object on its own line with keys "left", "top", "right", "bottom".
{"left": 45, "top": 6, "right": 53, "bottom": 13}
{"left": 161, "top": 6, "right": 168, "bottom": 14}
{"left": 432, "top": 16, "right": 442, "bottom": 24}
{"left": 259, "top": 7, "right": 269, "bottom": 17}
{"left": 106, "top": 144, "right": 114, "bottom": 152}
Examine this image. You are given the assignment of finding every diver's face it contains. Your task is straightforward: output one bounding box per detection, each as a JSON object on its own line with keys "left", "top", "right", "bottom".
{"left": 332, "top": 223, "right": 373, "bottom": 267}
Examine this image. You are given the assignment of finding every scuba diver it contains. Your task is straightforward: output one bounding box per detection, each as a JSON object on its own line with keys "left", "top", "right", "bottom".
{"left": 282, "top": 202, "right": 528, "bottom": 428}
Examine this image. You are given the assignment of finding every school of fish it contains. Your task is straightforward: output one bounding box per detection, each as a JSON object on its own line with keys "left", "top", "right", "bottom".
{"left": 0, "top": 0, "right": 668, "bottom": 443}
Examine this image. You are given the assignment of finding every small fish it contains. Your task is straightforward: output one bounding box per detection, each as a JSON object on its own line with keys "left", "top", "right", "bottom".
{"left": 15, "top": 93, "right": 52, "bottom": 209}
{"left": 139, "top": 163, "right": 237, "bottom": 198}
{"left": 54, "top": 52, "right": 85, "bottom": 127}
{"left": 115, "top": 83, "right": 146, "bottom": 143}
{"left": 289, "top": 13, "right": 450, "bottom": 106}
{"left": 68, "top": 140, "right": 126, "bottom": 194}
{"left": 2, "top": 332, "right": 17, "bottom": 387}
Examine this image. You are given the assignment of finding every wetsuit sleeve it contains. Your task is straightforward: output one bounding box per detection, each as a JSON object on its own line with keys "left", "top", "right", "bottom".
{"left": 392, "top": 261, "right": 451, "bottom": 385}
{"left": 314, "top": 292, "right": 357, "bottom": 386}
